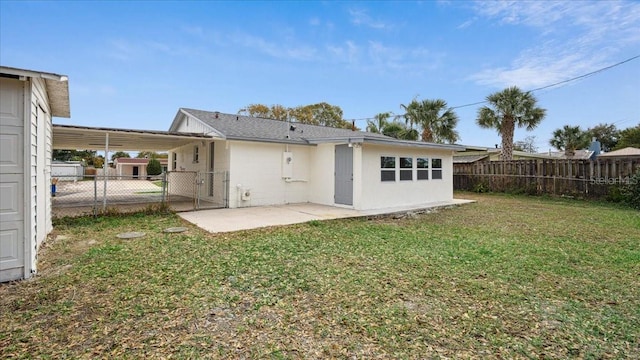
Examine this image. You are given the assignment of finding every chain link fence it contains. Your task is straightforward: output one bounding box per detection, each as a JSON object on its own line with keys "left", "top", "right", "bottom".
{"left": 52, "top": 171, "right": 228, "bottom": 218}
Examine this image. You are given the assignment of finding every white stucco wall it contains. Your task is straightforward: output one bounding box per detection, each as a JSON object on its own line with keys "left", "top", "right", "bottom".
{"left": 356, "top": 144, "right": 454, "bottom": 210}
{"left": 228, "top": 141, "right": 312, "bottom": 208}
{"left": 308, "top": 143, "right": 336, "bottom": 206}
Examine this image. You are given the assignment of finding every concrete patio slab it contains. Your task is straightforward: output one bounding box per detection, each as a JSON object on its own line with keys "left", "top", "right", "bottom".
{"left": 178, "top": 199, "right": 474, "bottom": 234}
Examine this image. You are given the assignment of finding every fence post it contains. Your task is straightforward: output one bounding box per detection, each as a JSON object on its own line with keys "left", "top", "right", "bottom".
{"left": 93, "top": 175, "right": 98, "bottom": 217}
{"left": 161, "top": 171, "right": 167, "bottom": 205}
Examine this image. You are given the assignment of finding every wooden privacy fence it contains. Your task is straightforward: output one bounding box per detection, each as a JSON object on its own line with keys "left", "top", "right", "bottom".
{"left": 454, "top": 158, "right": 639, "bottom": 198}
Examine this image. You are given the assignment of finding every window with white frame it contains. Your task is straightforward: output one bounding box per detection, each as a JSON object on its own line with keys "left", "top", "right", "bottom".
{"left": 193, "top": 145, "right": 199, "bottom": 163}
{"left": 399, "top": 157, "right": 413, "bottom": 181}
{"left": 417, "top": 157, "right": 429, "bottom": 180}
{"left": 172, "top": 152, "right": 177, "bottom": 170}
{"left": 432, "top": 158, "right": 442, "bottom": 179}
{"left": 380, "top": 156, "right": 396, "bottom": 182}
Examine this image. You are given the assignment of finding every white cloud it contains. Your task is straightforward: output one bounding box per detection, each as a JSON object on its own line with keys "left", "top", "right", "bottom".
{"left": 348, "top": 8, "right": 391, "bottom": 30}
{"left": 469, "top": 1, "right": 640, "bottom": 89}
{"left": 105, "top": 38, "right": 203, "bottom": 61}
{"left": 326, "top": 39, "right": 443, "bottom": 75}
{"left": 231, "top": 33, "right": 317, "bottom": 61}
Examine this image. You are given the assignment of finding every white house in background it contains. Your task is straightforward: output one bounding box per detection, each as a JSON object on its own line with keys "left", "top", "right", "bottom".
{"left": 168, "top": 108, "right": 464, "bottom": 210}
{"left": 1, "top": 66, "right": 70, "bottom": 282}
{"left": 51, "top": 160, "right": 84, "bottom": 181}
{"left": 113, "top": 157, "right": 168, "bottom": 179}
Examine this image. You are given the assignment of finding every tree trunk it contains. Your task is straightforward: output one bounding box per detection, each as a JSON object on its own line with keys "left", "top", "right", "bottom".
{"left": 501, "top": 118, "right": 515, "bottom": 160}
{"left": 422, "top": 128, "right": 433, "bottom": 142}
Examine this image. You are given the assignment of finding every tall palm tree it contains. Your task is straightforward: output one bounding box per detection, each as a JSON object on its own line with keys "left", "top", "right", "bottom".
{"left": 367, "top": 112, "right": 392, "bottom": 133}
{"left": 381, "top": 121, "right": 419, "bottom": 140}
{"left": 401, "top": 99, "right": 460, "bottom": 144}
{"left": 476, "top": 86, "right": 546, "bottom": 160}
{"left": 549, "top": 125, "right": 590, "bottom": 157}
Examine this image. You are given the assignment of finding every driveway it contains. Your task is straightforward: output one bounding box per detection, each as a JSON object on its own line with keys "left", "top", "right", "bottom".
{"left": 178, "top": 199, "right": 474, "bottom": 233}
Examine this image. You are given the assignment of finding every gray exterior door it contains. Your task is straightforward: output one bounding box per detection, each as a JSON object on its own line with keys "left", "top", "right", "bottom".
{"left": 334, "top": 144, "right": 353, "bottom": 206}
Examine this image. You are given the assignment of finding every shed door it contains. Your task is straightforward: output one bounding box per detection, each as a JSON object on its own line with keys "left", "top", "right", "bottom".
{"left": 132, "top": 166, "right": 139, "bottom": 178}
{"left": 0, "top": 77, "right": 26, "bottom": 282}
{"left": 334, "top": 144, "right": 353, "bottom": 206}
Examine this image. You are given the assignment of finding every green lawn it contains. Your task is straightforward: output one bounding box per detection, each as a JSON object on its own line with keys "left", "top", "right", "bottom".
{"left": 1, "top": 193, "right": 639, "bottom": 359}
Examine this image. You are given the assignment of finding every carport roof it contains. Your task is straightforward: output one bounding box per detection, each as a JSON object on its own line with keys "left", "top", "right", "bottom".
{"left": 53, "top": 124, "right": 212, "bottom": 151}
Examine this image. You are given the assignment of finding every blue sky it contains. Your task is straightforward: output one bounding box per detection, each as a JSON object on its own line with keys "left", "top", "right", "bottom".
{"left": 1, "top": 1, "right": 639, "bottom": 151}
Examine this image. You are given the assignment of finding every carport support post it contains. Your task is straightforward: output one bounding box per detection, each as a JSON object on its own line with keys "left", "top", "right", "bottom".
{"left": 103, "top": 133, "right": 109, "bottom": 211}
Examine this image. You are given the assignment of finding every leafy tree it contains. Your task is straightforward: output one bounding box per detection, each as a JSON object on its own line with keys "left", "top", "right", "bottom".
{"left": 586, "top": 123, "right": 619, "bottom": 152}
{"left": 381, "top": 121, "right": 419, "bottom": 140}
{"left": 111, "top": 151, "right": 131, "bottom": 161}
{"left": 476, "top": 86, "right": 546, "bottom": 160}
{"left": 137, "top": 151, "right": 168, "bottom": 159}
{"left": 549, "top": 125, "right": 590, "bottom": 156}
{"left": 290, "top": 102, "right": 351, "bottom": 128}
{"left": 614, "top": 124, "right": 640, "bottom": 150}
{"left": 401, "top": 99, "right": 459, "bottom": 143}
{"left": 241, "top": 102, "right": 352, "bottom": 128}
{"left": 367, "top": 112, "right": 392, "bottom": 133}
{"left": 146, "top": 158, "right": 162, "bottom": 176}
{"left": 53, "top": 149, "right": 95, "bottom": 163}
{"left": 92, "top": 155, "right": 104, "bottom": 169}
{"left": 513, "top": 135, "right": 538, "bottom": 153}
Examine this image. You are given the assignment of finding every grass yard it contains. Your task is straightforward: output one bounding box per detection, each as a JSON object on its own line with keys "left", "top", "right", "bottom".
{"left": 1, "top": 193, "right": 639, "bottom": 359}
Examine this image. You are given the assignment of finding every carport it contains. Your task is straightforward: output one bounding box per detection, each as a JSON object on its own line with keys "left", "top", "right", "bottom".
{"left": 52, "top": 124, "right": 216, "bottom": 215}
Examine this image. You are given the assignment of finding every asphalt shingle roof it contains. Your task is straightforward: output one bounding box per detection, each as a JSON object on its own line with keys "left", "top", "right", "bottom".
{"left": 598, "top": 147, "right": 640, "bottom": 157}
{"left": 181, "top": 108, "right": 391, "bottom": 144}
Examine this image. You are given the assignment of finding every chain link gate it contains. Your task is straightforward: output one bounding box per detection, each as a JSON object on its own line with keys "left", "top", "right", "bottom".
{"left": 165, "top": 171, "right": 228, "bottom": 211}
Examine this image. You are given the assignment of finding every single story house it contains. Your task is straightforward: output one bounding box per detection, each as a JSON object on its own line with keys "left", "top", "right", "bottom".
{"left": 1, "top": 66, "right": 70, "bottom": 282}
{"left": 454, "top": 146, "right": 552, "bottom": 164}
{"left": 168, "top": 108, "right": 464, "bottom": 210}
{"left": 113, "top": 157, "right": 168, "bottom": 179}
{"left": 540, "top": 150, "right": 594, "bottom": 160}
{"left": 597, "top": 147, "right": 640, "bottom": 159}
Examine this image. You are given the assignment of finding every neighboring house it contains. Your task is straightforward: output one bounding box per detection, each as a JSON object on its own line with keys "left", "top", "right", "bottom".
{"left": 113, "top": 157, "right": 168, "bottom": 179}
{"left": 168, "top": 108, "right": 464, "bottom": 210}
{"left": 1, "top": 66, "right": 70, "bottom": 282}
{"left": 539, "top": 150, "right": 594, "bottom": 160}
{"left": 51, "top": 160, "right": 84, "bottom": 181}
{"left": 597, "top": 147, "right": 640, "bottom": 159}
{"left": 454, "top": 146, "right": 551, "bottom": 164}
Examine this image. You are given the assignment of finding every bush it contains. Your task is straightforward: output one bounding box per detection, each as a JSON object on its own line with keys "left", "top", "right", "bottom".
{"left": 620, "top": 169, "right": 640, "bottom": 209}
{"left": 146, "top": 158, "right": 162, "bottom": 176}
{"left": 473, "top": 182, "right": 489, "bottom": 193}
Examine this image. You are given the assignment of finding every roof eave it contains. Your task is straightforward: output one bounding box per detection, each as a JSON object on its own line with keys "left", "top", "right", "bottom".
{"left": 308, "top": 136, "right": 465, "bottom": 151}
{"left": 0, "top": 66, "right": 70, "bottom": 118}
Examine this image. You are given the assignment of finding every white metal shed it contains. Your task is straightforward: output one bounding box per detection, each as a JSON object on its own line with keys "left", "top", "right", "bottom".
{"left": 0, "top": 66, "right": 70, "bottom": 282}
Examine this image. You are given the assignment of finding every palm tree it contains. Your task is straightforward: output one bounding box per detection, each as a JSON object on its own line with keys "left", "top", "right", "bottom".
{"left": 476, "top": 86, "right": 546, "bottom": 160}
{"left": 367, "top": 112, "right": 392, "bottom": 133}
{"left": 401, "top": 99, "right": 460, "bottom": 144}
{"left": 381, "top": 121, "right": 419, "bottom": 140}
{"left": 549, "top": 125, "right": 590, "bottom": 157}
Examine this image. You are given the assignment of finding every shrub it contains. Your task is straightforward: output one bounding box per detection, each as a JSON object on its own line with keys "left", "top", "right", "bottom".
{"left": 146, "top": 158, "right": 162, "bottom": 176}
{"left": 473, "top": 182, "right": 489, "bottom": 193}
{"left": 620, "top": 169, "right": 640, "bottom": 209}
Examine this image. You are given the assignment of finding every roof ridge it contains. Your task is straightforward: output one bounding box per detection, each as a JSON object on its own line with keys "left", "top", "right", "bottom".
{"left": 181, "top": 107, "right": 367, "bottom": 133}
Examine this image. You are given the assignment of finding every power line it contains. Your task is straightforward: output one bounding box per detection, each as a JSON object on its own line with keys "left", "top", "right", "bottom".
{"left": 347, "top": 54, "right": 640, "bottom": 122}
{"left": 450, "top": 54, "right": 640, "bottom": 110}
